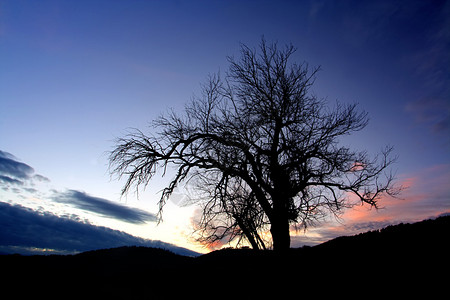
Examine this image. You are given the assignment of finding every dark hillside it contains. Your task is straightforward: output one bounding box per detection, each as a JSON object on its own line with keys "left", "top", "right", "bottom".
{"left": 0, "top": 246, "right": 195, "bottom": 297}
{"left": 74, "top": 246, "right": 194, "bottom": 275}
{"left": 196, "top": 215, "right": 450, "bottom": 290}
{"left": 1, "top": 216, "right": 448, "bottom": 297}
{"left": 315, "top": 215, "right": 450, "bottom": 257}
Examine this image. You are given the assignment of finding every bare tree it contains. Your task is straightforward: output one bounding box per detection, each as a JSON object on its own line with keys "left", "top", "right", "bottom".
{"left": 192, "top": 173, "right": 270, "bottom": 250}
{"left": 109, "top": 39, "right": 399, "bottom": 251}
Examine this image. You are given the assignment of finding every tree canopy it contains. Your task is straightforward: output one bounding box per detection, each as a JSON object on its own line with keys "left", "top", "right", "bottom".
{"left": 109, "top": 39, "right": 398, "bottom": 251}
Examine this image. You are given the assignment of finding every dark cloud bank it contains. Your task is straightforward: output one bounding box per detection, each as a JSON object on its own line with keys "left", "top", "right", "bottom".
{"left": 0, "top": 150, "right": 49, "bottom": 187}
{"left": 0, "top": 150, "right": 197, "bottom": 256}
{"left": 0, "top": 149, "right": 156, "bottom": 224}
{"left": 0, "top": 202, "right": 198, "bottom": 256}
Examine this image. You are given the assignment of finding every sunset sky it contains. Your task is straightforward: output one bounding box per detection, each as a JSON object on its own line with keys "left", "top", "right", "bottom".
{"left": 1, "top": 0, "right": 449, "bottom": 254}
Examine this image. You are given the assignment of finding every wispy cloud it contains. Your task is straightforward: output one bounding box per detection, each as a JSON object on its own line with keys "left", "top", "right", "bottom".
{"left": 52, "top": 189, "right": 157, "bottom": 224}
{"left": 0, "top": 150, "right": 34, "bottom": 183}
{"left": 403, "top": 2, "right": 450, "bottom": 142}
{"left": 405, "top": 98, "right": 450, "bottom": 136}
{"left": 0, "top": 150, "right": 50, "bottom": 187}
{"left": 0, "top": 175, "right": 24, "bottom": 186}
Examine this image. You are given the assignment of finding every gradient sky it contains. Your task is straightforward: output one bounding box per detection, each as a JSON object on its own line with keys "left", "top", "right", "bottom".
{"left": 1, "top": 0, "right": 449, "bottom": 254}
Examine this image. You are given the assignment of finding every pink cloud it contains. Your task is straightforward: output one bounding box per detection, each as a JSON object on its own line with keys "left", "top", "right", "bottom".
{"left": 292, "top": 164, "right": 450, "bottom": 247}
{"left": 347, "top": 164, "right": 450, "bottom": 223}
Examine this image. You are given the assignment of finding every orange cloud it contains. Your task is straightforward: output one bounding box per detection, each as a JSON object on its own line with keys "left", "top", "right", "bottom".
{"left": 292, "top": 164, "right": 450, "bottom": 247}
{"left": 206, "top": 240, "right": 226, "bottom": 251}
{"left": 344, "top": 164, "right": 450, "bottom": 224}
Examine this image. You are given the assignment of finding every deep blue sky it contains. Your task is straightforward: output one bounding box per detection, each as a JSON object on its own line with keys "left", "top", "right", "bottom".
{"left": 1, "top": 0, "right": 449, "bottom": 253}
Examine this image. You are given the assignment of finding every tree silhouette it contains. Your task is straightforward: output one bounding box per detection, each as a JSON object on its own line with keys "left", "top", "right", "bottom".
{"left": 109, "top": 39, "right": 398, "bottom": 251}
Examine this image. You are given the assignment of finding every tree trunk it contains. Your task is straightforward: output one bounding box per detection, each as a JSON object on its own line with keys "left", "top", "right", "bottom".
{"left": 270, "top": 215, "right": 291, "bottom": 251}
{"left": 240, "top": 222, "right": 261, "bottom": 250}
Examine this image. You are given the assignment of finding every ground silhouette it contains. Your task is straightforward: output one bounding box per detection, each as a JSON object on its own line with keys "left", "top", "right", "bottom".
{"left": 1, "top": 215, "right": 448, "bottom": 297}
